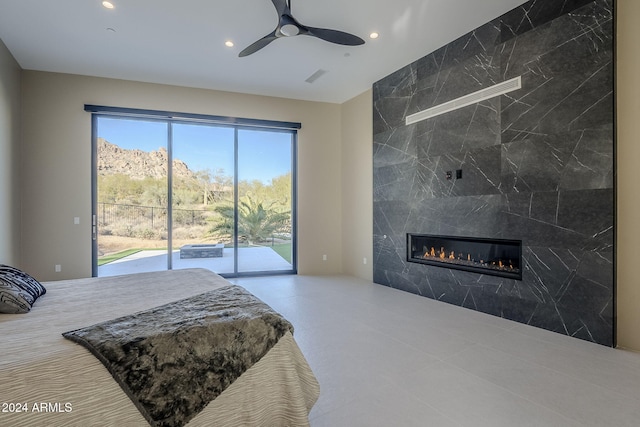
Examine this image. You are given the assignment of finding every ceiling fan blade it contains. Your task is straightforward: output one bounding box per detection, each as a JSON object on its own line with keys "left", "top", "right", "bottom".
{"left": 270, "top": 0, "right": 289, "bottom": 16}
{"left": 306, "top": 27, "right": 365, "bottom": 46}
{"left": 238, "top": 31, "right": 278, "bottom": 57}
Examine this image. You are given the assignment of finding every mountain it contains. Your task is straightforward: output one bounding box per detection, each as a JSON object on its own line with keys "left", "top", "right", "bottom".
{"left": 97, "top": 138, "right": 195, "bottom": 180}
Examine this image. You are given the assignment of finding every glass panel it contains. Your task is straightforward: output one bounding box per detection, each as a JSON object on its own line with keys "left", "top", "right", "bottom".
{"left": 237, "top": 129, "right": 294, "bottom": 273}
{"left": 96, "top": 117, "right": 169, "bottom": 276}
{"left": 171, "top": 123, "right": 235, "bottom": 275}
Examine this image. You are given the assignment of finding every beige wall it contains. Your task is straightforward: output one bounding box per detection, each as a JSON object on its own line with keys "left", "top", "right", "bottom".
{"left": 0, "top": 39, "right": 21, "bottom": 266}
{"left": 20, "top": 71, "right": 343, "bottom": 280}
{"left": 616, "top": 0, "right": 640, "bottom": 351}
{"left": 341, "top": 90, "right": 373, "bottom": 280}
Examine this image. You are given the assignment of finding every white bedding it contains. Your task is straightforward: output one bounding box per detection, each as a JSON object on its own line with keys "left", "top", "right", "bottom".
{"left": 0, "top": 268, "right": 319, "bottom": 426}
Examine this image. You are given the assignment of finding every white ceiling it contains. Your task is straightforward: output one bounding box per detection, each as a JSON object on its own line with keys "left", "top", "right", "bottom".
{"left": 0, "top": 0, "right": 529, "bottom": 104}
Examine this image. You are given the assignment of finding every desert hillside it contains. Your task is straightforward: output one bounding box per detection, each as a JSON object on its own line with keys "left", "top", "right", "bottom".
{"left": 97, "top": 138, "right": 194, "bottom": 180}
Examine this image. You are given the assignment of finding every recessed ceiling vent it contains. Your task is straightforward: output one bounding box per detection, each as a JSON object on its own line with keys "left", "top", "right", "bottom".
{"left": 405, "top": 76, "right": 522, "bottom": 125}
{"left": 305, "top": 69, "right": 328, "bottom": 84}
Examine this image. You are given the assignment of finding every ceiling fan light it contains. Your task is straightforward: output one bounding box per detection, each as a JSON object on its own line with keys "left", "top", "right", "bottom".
{"left": 280, "top": 24, "right": 299, "bottom": 37}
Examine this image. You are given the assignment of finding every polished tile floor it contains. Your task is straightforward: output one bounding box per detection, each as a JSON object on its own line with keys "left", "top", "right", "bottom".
{"left": 231, "top": 275, "right": 640, "bottom": 427}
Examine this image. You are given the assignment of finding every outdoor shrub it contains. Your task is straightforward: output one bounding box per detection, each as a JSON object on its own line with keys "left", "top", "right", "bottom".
{"left": 134, "top": 227, "right": 161, "bottom": 240}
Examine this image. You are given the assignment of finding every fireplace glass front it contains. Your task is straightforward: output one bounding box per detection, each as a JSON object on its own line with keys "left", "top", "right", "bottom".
{"left": 407, "top": 234, "right": 522, "bottom": 280}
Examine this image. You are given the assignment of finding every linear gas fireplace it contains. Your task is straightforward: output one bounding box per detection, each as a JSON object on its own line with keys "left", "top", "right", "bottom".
{"left": 407, "top": 234, "right": 522, "bottom": 280}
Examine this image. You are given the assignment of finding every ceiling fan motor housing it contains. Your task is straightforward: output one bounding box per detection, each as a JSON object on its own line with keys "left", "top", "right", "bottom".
{"left": 279, "top": 15, "right": 301, "bottom": 37}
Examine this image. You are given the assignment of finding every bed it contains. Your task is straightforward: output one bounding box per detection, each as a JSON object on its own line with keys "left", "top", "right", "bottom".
{"left": 0, "top": 268, "right": 319, "bottom": 427}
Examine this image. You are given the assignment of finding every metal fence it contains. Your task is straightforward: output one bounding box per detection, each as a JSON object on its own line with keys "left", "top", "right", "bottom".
{"left": 97, "top": 203, "right": 208, "bottom": 230}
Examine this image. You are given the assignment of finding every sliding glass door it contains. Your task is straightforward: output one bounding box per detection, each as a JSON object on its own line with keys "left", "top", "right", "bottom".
{"left": 171, "top": 123, "right": 235, "bottom": 275}
{"left": 91, "top": 108, "right": 297, "bottom": 278}
{"left": 94, "top": 117, "right": 169, "bottom": 275}
{"left": 237, "top": 129, "right": 294, "bottom": 273}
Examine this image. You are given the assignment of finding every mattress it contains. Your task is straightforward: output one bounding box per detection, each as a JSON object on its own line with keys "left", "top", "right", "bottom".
{"left": 0, "top": 268, "right": 319, "bottom": 426}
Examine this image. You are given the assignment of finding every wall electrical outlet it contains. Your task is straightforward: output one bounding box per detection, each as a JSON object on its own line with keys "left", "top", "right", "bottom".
{"left": 322, "top": 254, "right": 327, "bottom": 261}
{"left": 363, "top": 257, "right": 367, "bottom": 265}
{"left": 55, "top": 264, "right": 61, "bottom": 272}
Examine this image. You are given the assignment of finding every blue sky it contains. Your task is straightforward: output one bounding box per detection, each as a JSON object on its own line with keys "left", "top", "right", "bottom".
{"left": 97, "top": 117, "right": 292, "bottom": 183}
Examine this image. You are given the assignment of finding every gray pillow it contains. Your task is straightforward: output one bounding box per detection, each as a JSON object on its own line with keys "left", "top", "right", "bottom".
{"left": 0, "top": 264, "right": 46, "bottom": 314}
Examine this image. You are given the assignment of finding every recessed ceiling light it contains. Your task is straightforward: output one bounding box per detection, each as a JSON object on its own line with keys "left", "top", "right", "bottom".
{"left": 369, "top": 32, "right": 379, "bottom": 39}
{"left": 225, "top": 40, "right": 234, "bottom": 48}
{"left": 102, "top": 1, "right": 115, "bottom": 9}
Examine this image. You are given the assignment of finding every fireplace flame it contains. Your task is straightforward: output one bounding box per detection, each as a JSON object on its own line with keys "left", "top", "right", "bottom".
{"left": 412, "top": 236, "right": 521, "bottom": 279}
{"left": 421, "top": 244, "right": 517, "bottom": 273}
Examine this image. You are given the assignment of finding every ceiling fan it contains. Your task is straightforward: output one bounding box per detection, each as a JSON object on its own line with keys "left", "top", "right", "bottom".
{"left": 239, "top": 0, "right": 365, "bottom": 57}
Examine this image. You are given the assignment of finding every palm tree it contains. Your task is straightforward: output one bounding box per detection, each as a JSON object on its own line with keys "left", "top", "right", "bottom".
{"left": 210, "top": 194, "right": 290, "bottom": 245}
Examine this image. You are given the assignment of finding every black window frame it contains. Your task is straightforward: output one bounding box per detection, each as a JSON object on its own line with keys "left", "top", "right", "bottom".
{"left": 87, "top": 105, "right": 300, "bottom": 278}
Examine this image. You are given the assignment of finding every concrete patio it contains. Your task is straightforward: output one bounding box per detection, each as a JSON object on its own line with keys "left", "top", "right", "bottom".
{"left": 98, "top": 246, "right": 293, "bottom": 276}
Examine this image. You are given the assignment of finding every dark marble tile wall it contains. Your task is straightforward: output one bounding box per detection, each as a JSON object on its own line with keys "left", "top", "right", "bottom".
{"left": 372, "top": 0, "right": 614, "bottom": 346}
